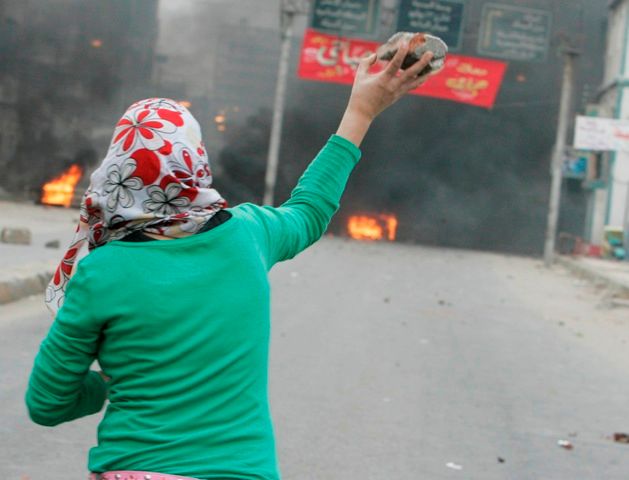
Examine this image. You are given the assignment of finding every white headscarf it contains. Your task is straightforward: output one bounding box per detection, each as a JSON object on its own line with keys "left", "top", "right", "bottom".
{"left": 46, "top": 98, "right": 226, "bottom": 314}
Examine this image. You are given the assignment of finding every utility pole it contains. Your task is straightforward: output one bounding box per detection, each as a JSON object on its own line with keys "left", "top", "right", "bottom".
{"left": 544, "top": 48, "right": 579, "bottom": 267}
{"left": 624, "top": 176, "right": 629, "bottom": 259}
{"left": 263, "top": 0, "right": 310, "bottom": 206}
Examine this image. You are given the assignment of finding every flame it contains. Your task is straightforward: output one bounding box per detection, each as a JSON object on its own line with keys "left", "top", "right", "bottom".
{"left": 41, "top": 164, "right": 83, "bottom": 207}
{"left": 347, "top": 214, "right": 398, "bottom": 241}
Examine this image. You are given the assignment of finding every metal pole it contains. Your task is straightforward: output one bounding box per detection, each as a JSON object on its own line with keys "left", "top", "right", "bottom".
{"left": 544, "top": 50, "right": 577, "bottom": 267}
{"left": 263, "top": 10, "right": 294, "bottom": 206}
{"left": 623, "top": 172, "right": 629, "bottom": 259}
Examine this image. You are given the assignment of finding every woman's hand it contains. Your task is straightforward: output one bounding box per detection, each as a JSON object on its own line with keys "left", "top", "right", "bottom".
{"left": 336, "top": 42, "right": 440, "bottom": 147}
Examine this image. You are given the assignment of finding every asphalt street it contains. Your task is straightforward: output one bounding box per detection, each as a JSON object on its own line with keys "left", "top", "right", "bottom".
{"left": 1, "top": 238, "right": 628, "bottom": 479}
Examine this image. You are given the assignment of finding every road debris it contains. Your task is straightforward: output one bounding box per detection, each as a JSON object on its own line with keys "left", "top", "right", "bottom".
{"left": 613, "top": 433, "right": 629, "bottom": 444}
{"left": 45, "top": 239, "right": 61, "bottom": 249}
{"left": 557, "top": 439, "right": 574, "bottom": 450}
{"left": 609, "top": 298, "right": 629, "bottom": 308}
{"left": 445, "top": 462, "right": 462, "bottom": 470}
{"left": 497, "top": 457, "right": 505, "bottom": 463}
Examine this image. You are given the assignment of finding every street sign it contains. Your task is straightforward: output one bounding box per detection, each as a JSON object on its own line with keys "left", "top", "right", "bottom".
{"left": 477, "top": 3, "right": 552, "bottom": 62}
{"left": 310, "top": 0, "right": 380, "bottom": 37}
{"left": 396, "top": 0, "right": 465, "bottom": 51}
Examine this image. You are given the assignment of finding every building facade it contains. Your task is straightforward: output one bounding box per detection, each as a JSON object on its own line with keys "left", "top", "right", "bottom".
{"left": 588, "top": 0, "right": 629, "bottom": 247}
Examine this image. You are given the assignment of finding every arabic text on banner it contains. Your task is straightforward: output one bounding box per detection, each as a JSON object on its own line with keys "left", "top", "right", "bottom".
{"left": 297, "top": 29, "right": 508, "bottom": 109}
{"left": 574, "top": 116, "right": 629, "bottom": 152}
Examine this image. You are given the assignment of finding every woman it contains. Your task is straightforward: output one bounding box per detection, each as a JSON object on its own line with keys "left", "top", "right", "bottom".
{"left": 26, "top": 45, "right": 437, "bottom": 480}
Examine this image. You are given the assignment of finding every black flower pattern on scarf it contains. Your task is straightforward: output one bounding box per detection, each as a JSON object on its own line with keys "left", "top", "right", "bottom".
{"left": 103, "top": 160, "right": 142, "bottom": 211}
{"left": 143, "top": 183, "right": 190, "bottom": 216}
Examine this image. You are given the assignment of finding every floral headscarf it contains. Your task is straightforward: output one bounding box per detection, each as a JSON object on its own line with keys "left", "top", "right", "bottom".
{"left": 46, "top": 98, "right": 227, "bottom": 314}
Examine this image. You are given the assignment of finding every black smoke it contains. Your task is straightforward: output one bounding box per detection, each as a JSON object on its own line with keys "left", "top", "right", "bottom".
{"left": 256, "top": 0, "right": 607, "bottom": 256}
{"left": 0, "top": 0, "right": 609, "bottom": 256}
{"left": 0, "top": 0, "right": 158, "bottom": 197}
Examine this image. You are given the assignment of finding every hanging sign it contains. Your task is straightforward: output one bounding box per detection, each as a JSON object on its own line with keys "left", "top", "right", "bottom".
{"left": 297, "top": 29, "right": 508, "bottom": 109}
{"left": 477, "top": 3, "right": 552, "bottom": 62}
{"left": 574, "top": 116, "right": 629, "bottom": 152}
{"left": 310, "top": 0, "right": 380, "bottom": 37}
{"left": 396, "top": 0, "right": 465, "bottom": 51}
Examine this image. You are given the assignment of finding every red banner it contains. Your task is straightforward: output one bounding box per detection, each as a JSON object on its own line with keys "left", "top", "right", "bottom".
{"left": 297, "top": 29, "right": 508, "bottom": 109}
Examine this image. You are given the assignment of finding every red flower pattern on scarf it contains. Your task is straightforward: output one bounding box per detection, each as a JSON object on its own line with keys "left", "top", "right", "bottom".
{"left": 112, "top": 107, "right": 180, "bottom": 153}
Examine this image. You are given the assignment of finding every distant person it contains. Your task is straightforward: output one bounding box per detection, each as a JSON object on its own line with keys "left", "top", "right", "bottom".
{"left": 26, "top": 45, "right": 438, "bottom": 480}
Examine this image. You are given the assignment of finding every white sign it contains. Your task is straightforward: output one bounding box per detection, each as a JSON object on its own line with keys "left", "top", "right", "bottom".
{"left": 574, "top": 115, "right": 629, "bottom": 152}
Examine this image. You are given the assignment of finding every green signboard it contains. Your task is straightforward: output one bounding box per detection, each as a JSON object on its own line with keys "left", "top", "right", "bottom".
{"left": 396, "top": 0, "right": 465, "bottom": 52}
{"left": 478, "top": 3, "right": 552, "bottom": 62}
{"left": 310, "top": 0, "right": 380, "bottom": 37}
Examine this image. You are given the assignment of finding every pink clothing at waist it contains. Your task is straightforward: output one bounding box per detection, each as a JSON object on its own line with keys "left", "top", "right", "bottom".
{"left": 89, "top": 471, "right": 200, "bottom": 480}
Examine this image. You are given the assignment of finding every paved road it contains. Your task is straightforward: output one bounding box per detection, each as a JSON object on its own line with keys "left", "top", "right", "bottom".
{"left": 1, "top": 238, "right": 628, "bottom": 479}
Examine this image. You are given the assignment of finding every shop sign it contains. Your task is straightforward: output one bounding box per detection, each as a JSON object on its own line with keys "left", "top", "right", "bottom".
{"left": 297, "top": 29, "right": 508, "bottom": 109}
{"left": 574, "top": 116, "right": 629, "bottom": 152}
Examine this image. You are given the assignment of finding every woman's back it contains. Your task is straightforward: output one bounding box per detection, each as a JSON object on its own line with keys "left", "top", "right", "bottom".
{"left": 87, "top": 207, "right": 276, "bottom": 477}
{"left": 27, "top": 133, "right": 361, "bottom": 478}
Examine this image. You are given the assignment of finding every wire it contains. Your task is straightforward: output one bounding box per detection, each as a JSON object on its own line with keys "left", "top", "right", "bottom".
{"left": 492, "top": 100, "right": 560, "bottom": 109}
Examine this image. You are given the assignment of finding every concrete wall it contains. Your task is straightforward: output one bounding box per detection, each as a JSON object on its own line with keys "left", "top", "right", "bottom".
{"left": 605, "top": 1, "right": 629, "bottom": 229}
{"left": 604, "top": 1, "right": 628, "bottom": 84}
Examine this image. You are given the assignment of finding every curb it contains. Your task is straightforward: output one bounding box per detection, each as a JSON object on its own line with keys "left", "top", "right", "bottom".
{"left": 555, "top": 255, "right": 629, "bottom": 296}
{"left": 0, "top": 269, "right": 53, "bottom": 305}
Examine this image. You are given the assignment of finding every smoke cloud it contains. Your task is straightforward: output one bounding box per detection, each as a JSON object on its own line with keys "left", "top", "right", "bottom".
{"left": 0, "top": 0, "right": 607, "bottom": 255}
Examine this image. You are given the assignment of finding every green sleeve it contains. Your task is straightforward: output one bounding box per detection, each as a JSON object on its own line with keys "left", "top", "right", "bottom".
{"left": 25, "top": 264, "right": 107, "bottom": 426}
{"left": 238, "top": 134, "right": 361, "bottom": 267}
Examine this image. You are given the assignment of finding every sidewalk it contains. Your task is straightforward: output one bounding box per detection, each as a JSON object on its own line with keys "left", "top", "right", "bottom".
{"left": 3, "top": 200, "right": 629, "bottom": 306}
{"left": 556, "top": 254, "right": 629, "bottom": 296}
{"left": 0, "top": 201, "right": 78, "bottom": 305}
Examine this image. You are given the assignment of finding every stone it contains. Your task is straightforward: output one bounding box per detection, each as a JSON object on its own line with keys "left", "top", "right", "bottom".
{"left": 377, "top": 32, "right": 448, "bottom": 76}
{"left": 45, "top": 239, "right": 61, "bottom": 249}
{"left": 1, "top": 227, "right": 32, "bottom": 245}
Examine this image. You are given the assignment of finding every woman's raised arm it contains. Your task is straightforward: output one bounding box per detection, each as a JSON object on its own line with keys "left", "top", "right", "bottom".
{"left": 336, "top": 42, "right": 434, "bottom": 147}
{"left": 240, "top": 43, "right": 439, "bottom": 266}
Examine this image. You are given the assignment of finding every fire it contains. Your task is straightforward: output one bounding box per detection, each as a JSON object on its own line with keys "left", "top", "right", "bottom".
{"left": 41, "top": 164, "right": 83, "bottom": 207}
{"left": 347, "top": 214, "right": 398, "bottom": 241}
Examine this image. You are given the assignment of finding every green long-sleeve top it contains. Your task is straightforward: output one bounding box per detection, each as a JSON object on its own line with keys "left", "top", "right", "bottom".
{"left": 25, "top": 134, "right": 361, "bottom": 479}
